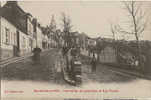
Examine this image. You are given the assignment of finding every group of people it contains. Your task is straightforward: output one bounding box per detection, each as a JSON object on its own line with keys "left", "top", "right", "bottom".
{"left": 32, "top": 47, "right": 42, "bottom": 64}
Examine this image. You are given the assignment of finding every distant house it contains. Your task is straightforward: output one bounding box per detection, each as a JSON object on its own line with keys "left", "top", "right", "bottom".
{"left": 42, "top": 34, "right": 49, "bottom": 49}
{"left": 41, "top": 26, "right": 50, "bottom": 49}
{"left": 32, "top": 18, "right": 43, "bottom": 49}
{"left": 87, "top": 38, "right": 96, "bottom": 47}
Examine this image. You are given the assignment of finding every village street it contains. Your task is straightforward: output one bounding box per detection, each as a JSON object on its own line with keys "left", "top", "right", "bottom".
{"left": 1, "top": 49, "right": 151, "bottom": 99}
{"left": 1, "top": 1, "right": 151, "bottom": 100}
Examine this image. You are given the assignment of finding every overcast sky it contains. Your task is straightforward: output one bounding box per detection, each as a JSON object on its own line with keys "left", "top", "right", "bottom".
{"left": 1, "top": 1, "right": 151, "bottom": 40}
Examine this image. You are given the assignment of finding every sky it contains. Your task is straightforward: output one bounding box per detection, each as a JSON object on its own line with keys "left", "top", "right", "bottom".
{"left": 1, "top": 1, "right": 151, "bottom": 40}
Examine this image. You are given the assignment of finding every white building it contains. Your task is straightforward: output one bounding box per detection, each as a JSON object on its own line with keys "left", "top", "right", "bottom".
{"left": 0, "top": 16, "right": 17, "bottom": 60}
{"left": 36, "top": 25, "right": 43, "bottom": 49}
{"left": 0, "top": 16, "right": 33, "bottom": 60}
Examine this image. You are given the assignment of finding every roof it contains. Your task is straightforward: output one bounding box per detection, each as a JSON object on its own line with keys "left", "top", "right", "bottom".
{"left": 0, "top": 1, "right": 28, "bottom": 34}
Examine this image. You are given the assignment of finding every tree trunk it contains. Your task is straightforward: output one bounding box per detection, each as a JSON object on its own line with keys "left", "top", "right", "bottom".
{"left": 97, "top": 52, "right": 100, "bottom": 62}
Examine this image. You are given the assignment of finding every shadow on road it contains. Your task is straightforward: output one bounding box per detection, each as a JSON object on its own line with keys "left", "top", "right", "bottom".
{"left": 82, "top": 63, "right": 139, "bottom": 84}
{"left": 1, "top": 50, "right": 57, "bottom": 82}
{"left": 81, "top": 54, "right": 139, "bottom": 84}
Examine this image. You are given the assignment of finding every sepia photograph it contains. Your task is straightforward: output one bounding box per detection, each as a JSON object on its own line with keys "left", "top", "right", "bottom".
{"left": 0, "top": 0, "right": 151, "bottom": 100}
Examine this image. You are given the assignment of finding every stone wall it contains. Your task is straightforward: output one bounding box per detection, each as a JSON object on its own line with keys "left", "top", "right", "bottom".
{"left": 99, "top": 46, "right": 117, "bottom": 63}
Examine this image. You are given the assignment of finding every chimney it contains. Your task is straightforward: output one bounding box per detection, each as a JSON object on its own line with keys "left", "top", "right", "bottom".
{"left": 6, "top": 1, "right": 18, "bottom": 5}
{"left": 32, "top": 18, "right": 37, "bottom": 25}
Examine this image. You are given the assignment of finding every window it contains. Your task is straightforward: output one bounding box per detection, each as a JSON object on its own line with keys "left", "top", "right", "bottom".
{"left": 29, "top": 39, "right": 32, "bottom": 47}
{"left": 22, "top": 37, "right": 26, "bottom": 48}
{"left": 5, "top": 28, "right": 10, "bottom": 45}
{"left": 11, "top": 32, "right": 13, "bottom": 45}
{"left": 14, "top": 32, "right": 17, "bottom": 46}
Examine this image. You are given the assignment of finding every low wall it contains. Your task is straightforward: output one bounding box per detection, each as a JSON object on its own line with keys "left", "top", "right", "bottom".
{"left": 0, "top": 48, "right": 14, "bottom": 60}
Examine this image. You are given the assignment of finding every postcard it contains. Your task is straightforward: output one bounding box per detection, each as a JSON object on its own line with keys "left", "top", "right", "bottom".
{"left": 0, "top": 0, "right": 151, "bottom": 100}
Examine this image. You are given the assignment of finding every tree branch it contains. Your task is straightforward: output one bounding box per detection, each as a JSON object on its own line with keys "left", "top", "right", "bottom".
{"left": 115, "top": 24, "right": 134, "bottom": 35}
{"left": 123, "top": 1, "right": 133, "bottom": 14}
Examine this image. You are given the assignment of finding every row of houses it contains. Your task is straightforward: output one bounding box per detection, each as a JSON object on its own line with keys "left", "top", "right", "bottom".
{"left": 0, "top": 1, "right": 52, "bottom": 60}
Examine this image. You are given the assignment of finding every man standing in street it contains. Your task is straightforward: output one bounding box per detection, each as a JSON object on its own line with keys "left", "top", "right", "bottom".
{"left": 91, "top": 54, "right": 97, "bottom": 73}
{"left": 32, "top": 47, "right": 42, "bottom": 65}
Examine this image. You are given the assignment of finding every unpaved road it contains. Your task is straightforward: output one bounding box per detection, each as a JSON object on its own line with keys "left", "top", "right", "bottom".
{"left": 1, "top": 49, "right": 151, "bottom": 99}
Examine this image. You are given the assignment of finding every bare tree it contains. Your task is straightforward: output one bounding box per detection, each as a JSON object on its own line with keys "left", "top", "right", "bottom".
{"left": 60, "top": 12, "right": 73, "bottom": 71}
{"left": 123, "top": 1, "right": 146, "bottom": 40}
{"left": 61, "top": 12, "right": 73, "bottom": 48}
{"left": 116, "top": 1, "right": 148, "bottom": 68}
{"left": 110, "top": 22, "right": 120, "bottom": 58}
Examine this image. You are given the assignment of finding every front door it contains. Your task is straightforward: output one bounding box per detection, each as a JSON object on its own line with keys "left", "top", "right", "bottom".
{"left": 14, "top": 31, "right": 20, "bottom": 56}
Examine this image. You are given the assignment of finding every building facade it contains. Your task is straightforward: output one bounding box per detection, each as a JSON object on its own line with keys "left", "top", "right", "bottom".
{"left": 36, "top": 25, "right": 43, "bottom": 49}
{"left": 0, "top": 1, "right": 38, "bottom": 60}
{"left": 26, "top": 14, "right": 35, "bottom": 52}
{"left": 32, "top": 18, "right": 43, "bottom": 49}
{"left": 0, "top": 16, "right": 17, "bottom": 60}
